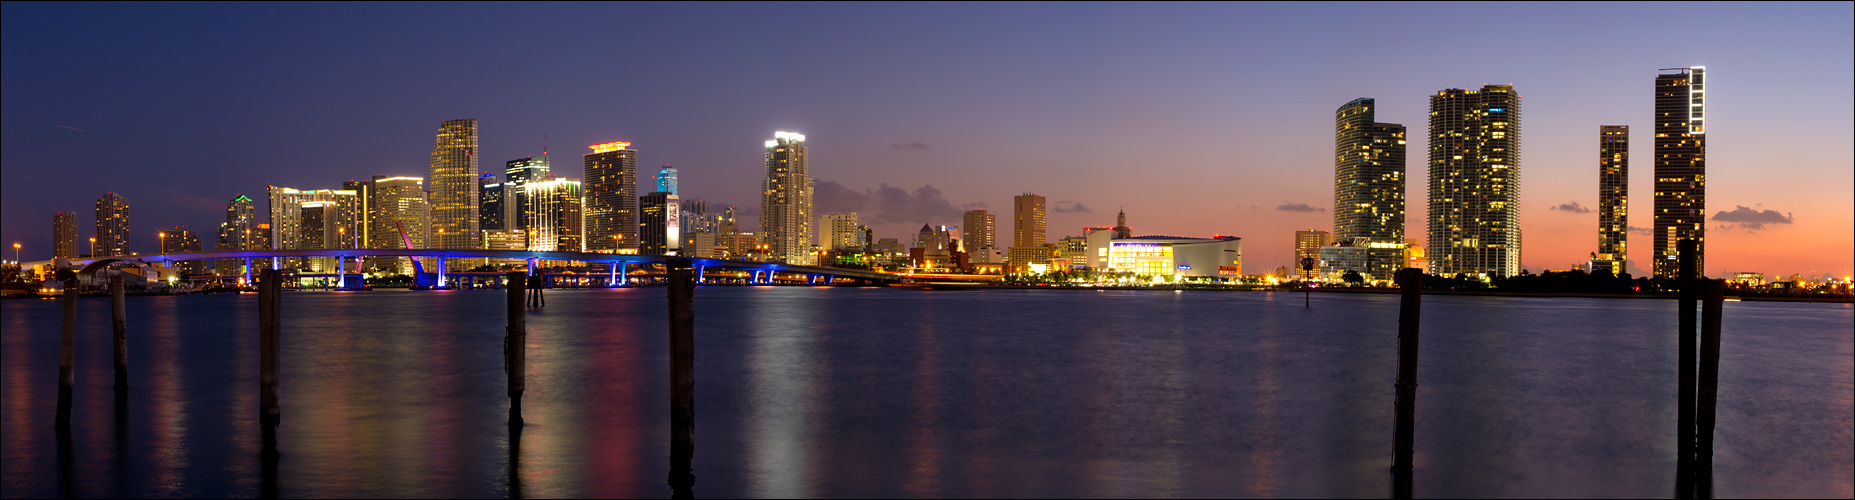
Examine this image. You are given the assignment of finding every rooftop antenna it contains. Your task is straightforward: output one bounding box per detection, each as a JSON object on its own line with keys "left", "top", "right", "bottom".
{"left": 543, "top": 133, "right": 548, "bottom": 156}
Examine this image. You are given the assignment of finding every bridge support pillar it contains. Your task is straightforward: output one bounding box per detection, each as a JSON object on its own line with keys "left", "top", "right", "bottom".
{"left": 244, "top": 257, "right": 253, "bottom": 286}
{"left": 609, "top": 262, "right": 618, "bottom": 287}
{"left": 619, "top": 263, "right": 628, "bottom": 286}
{"left": 337, "top": 255, "right": 346, "bottom": 289}
{"left": 437, "top": 257, "right": 447, "bottom": 288}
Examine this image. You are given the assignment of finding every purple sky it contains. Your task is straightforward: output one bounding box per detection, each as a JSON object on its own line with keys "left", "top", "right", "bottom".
{"left": 4, "top": 2, "right": 1850, "bottom": 278}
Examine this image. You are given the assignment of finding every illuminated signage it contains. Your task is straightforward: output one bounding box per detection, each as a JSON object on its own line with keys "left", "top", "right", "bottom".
{"left": 588, "top": 141, "right": 631, "bottom": 153}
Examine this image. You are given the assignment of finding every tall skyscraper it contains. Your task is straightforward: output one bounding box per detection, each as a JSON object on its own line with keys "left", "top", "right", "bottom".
{"left": 821, "top": 212, "right": 861, "bottom": 250}
{"left": 52, "top": 211, "right": 79, "bottom": 259}
{"left": 1593, "top": 125, "right": 1630, "bottom": 275}
{"left": 584, "top": 141, "right": 638, "bottom": 253}
{"left": 962, "top": 209, "right": 996, "bottom": 251}
{"left": 1427, "top": 85, "right": 1522, "bottom": 278}
{"left": 1334, "top": 97, "right": 1408, "bottom": 242}
{"left": 267, "top": 186, "right": 360, "bottom": 270}
{"left": 160, "top": 225, "right": 203, "bottom": 274}
{"left": 215, "top": 194, "right": 256, "bottom": 276}
{"left": 525, "top": 177, "right": 582, "bottom": 252}
{"left": 505, "top": 155, "right": 551, "bottom": 233}
{"left": 428, "top": 119, "right": 480, "bottom": 255}
{"left": 1653, "top": 66, "right": 1707, "bottom": 278}
{"left": 94, "top": 192, "right": 130, "bottom": 257}
{"left": 1012, "top": 193, "right": 1046, "bottom": 248}
{"left": 479, "top": 173, "right": 505, "bottom": 231}
{"left": 640, "top": 191, "right": 681, "bottom": 256}
{"left": 1295, "top": 229, "right": 1332, "bottom": 279}
{"left": 658, "top": 165, "right": 678, "bottom": 196}
{"left": 761, "top": 131, "right": 814, "bottom": 264}
{"left": 370, "top": 177, "right": 429, "bottom": 274}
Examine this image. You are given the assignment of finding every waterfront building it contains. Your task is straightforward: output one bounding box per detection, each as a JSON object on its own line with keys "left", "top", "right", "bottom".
{"left": 525, "top": 177, "right": 583, "bottom": 252}
{"left": 1082, "top": 226, "right": 1115, "bottom": 268}
{"left": 761, "top": 132, "right": 814, "bottom": 264}
{"left": 640, "top": 191, "right": 681, "bottom": 256}
{"left": 52, "top": 211, "right": 79, "bottom": 259}
{"left": 684, "top": 233, "right": 725, "bottom": 259}
{"left": 249, "top": 224, "right": 272, "bottom": 271}
{"left": 160, "top": 225, "right": 203, "bottom": 275}
{"left": 1056, "top": 236, "right": 1089, "bottom": 269}
{"left": 727, "top": 231, "right": 762, "bottom": 260}
{"left": 1335, "top": 98, "right": 1408, "bottom": 243}
{"left": 1294, "top": 229, "right": 1331, "bottom": 279}
{"left": 1319, "top": 237, "right": 1404, "bottom": 283}
{"left": 1653, "top": 66, "right": 1707, "bottom": 278}
{"left": 821, "top": 213, "right": 862, "bottom": 250}
{"left": 368, "top": 177, "right": 428, "bottom": 274}
{"left": 1730, "top": 272, "right": 1765, "bottom": 286}
{"left": 267, "top": 186, "right": 360, "bottom": 270}
{"left": 658, "top": 165, "right": 678, "bottom": 196}
{"left": 1103, "top": 236, "right": 1243, "bottom": 279}
{"left": 1593, "top": 125, "right": 1630, "bottom": 275}
{"left": 428, "top": 119, "right": 480, "bottom": 256}
{"left": 1427, "top": 84, "right": 1522, "bottom": 278}
{"left": 214, "top": 195, "right": 257, "bottom": 276}
{"left": 505, "top": 155, "right": 551, "bottom": 233}
{"left": 584, "top": 141, "right": 638, "bottom": 254}
{"left": 1013, "top": 193, "right": 1046, "bottom": 248}
{"left": 94, "top": 192, "right": 130, "bottom": 257}
{"left": 963, "top": 209, "right": 996, "bottom": 251}
{"left": 480, "top": 173, "right": 505, "bottom": 231}
{"left": 482, "top": 229, "right": 527, "bottom": 267}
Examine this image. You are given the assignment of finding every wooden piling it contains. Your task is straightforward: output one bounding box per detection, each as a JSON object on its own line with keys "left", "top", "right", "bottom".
{"left": 1675, "top": 238, "right": 1698, "bottom": 498}
{"left": 1696, "top": 278, "right": 1726, "bottom": 494}
{"left": 1392, "top": 268, "right": 1422, "bottom": 498}
{"left": 260, "top": 268, "right": 282, "bottom": 428}
{"left": 666, "top": 258, "right": 696, "bottom": 494}
{"left": 110, "top": 275, "right": 129, "bottom": 390}
{"left": 505, "top": 271, "right": 526, "bottom": 426}
{"left": 57, "top": 277, "right": 77, "bottom": 429}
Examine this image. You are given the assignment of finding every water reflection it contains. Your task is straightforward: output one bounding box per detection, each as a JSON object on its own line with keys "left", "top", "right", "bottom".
{"left": 743, "top": 289, "right": 819, "bottom": 498}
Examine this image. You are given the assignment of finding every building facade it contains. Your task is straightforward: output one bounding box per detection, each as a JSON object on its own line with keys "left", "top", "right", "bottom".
{"left": 428, "top": 119, "right": 480, "bottom": 256}
{"left": 1012, "top": 193, "right": 1046, "bottom": 248}
{"left": 1427, "top": 85, "right": 1522, "bottom": 278}
{"left": 367, "top": 177, "right": 428, "bottom": 274}
{"left": 505, "top": 155, "right": 551, "bottom": 234}
{"left": 1294, "top": 229, "right": 1331, "bottom": 279}
{"left": 584, "top": 142, "right": 638, "bottom": 253}
{"left": 160, "top": 225, "right": 204, "bottom": 275}
{"left": 480, "top": 173, "right": 505, "bottom": 231}
{"left": 1653, "top": 66, "right": 1707, "bottom": 278}
{"left": 640, "top": 191, "right": 681, "bottom": 256}
{"left": 962, "top": 209, "right": 996, "bottom": 251}
{"left": 1593, "top": 125, "right": 1630, "bottom": 275}
{"left": 525, "top": 178, "right": 582, "bottom": 253}
{"left": 1103, "top": 236, "right": 1243, "bottom": 279}
{"left": 761, "top": 132, "right": 814, "bottom": 264}
{"left": 214, "top": 195, "right": 257, "bottom": 276}
{"left": 53, "top": 211, "right": 79, "bottom": 259}
{"left": 821, "top": 212, "right": 861, "bottom": 250}
{"left": 95, "top": 192, "right": 131, "bottom": 257}
{"left": 658, "top": 165, "right": 678, "bottom": 196}
{"left": 1334, "top": 97, "right": 1408, "bottom": 280}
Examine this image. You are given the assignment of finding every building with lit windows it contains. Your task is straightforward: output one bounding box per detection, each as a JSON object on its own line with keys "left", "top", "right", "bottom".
{"left": 94, "top": 192, "right": 131, "bottom": 257}
{"left": 1427, "top": 85, "right": 1521, "bottom": 278}
{"left": 1013, "top": 193, "right": 1046, "bottom": 248}
{"left": 585, "top": 141, "right": 638, "bottom": 253}
{"left": 1653, "top": 66, "right": 1706, "bottom": 278}
{"left": 160, "top": 225, "right": 203, "bottom": 275}
{"left": 214, "top": 195, "right": 257, "bottom": 276}
{"left": 640, "top": 191, "right": 681, "bottom": 256}
{"left": 1104, "top": 236, "right": 1242, "bottom": 279}
{"left": 505, "top": 155, "right": 550, "bottom": 233}
{"left": 821, "top": 213, "right": 862, "bottom": 250}
{"left": 480, "top": 173, "right": 505, "bottom": 231}
{"left": 657, "top": 165, "right": 678, "bottom": 196}
{"left": 1334, "top": 98, "right": 1408, "bottom": 280}
{"left": 1319, "top": 238, "right": 1405, "bottom": 283}
{"left": 368, "top": 177, "right": 428, "bottom": 274}
{"left": 525, "top": 177, "right": 582, "bottom": 253}
{"left": 962, "top": 209, "right": 996, "bottom": 261}
{"left": 428, "top": 119, "right": 480, "bottom": 257}
{"left": 1593, "top": 125, "right": 1630, "bottom": 275}
{"left": 761, "top": 132, "right": 814, "bottom": 265}
{"left": 53, "top": 211, "right": 79, "bottom": 259}
{"left": 267, "top": 185, "right": 360, "bottom": 270}
{"left": 1294, "top": 229, "right": 1331, "bottom": 278}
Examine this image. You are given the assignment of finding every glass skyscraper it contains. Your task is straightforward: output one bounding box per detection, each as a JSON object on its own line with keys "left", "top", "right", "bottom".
{"left": 584, "top": 141, "right": 638, "bottom": 253}
{"left": 427, "top": 119, "right": 480, "bottom": 257}
{"left": 94, "top": 192, "right": 130, "bottom": 257}
{"left": 1334, "top": 97, "right": 1408, "bottom": 280}
{"left": 761, "top": 132, "right": 814, "bottom": 264}
{"left": 1593, "top": 125, "right": 1629, "bottom": 275}
{"left": 658, "top": 165, "right": 678, "bottom": 196}
{"left": 1427, "top": 85, "right": 1521, "bottom": 279}
{"left": 1653, "top": 66, "right": 1706, "bottom": 278}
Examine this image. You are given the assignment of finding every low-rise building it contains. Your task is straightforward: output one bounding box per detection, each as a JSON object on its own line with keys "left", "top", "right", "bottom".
{"left": 1103, "top": 236, "right": 1242, "bottom": 279}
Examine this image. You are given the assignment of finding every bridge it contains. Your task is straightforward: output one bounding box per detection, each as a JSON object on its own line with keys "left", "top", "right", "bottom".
{"left": 47, "top": 249, "right": 901, "bottom": 288}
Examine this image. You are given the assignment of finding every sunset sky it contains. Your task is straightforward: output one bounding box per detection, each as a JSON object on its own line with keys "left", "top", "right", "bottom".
{"left": 3, "top": 2, "right": 1850, "bottom": 278}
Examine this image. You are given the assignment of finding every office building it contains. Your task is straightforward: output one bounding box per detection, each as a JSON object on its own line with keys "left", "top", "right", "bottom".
{"left": 761, "top": 132, "right": 814, "bottom": 264}
{"left": 584, "top": 141, "right": 638, "bottom": 253}
{"left": 1427, "top": 85, "right": 1522, "bottom": 278}
{"left": 480, "top": 173, "right": 505, "bottom": 231}
{"left": 1653, "top": 66, "right": 1707, "bottom": 278}
{"left": 1593, "top": 125, "right": 1630, "bottom": 275}
{"left": 160, "top": 225, "right": 203, "bottom": 275}
{"left": 95, "top": 192, "right": 131, "bottom": 257}
{"left": 53, "top": 211, "right": 79, "bottom": 259}
{"left": 428, "top": 118, "right": 480, "bottom": 256}
{"left": 525, "top": 177, "right": 582, "bottom": 252}
{"left": 505, "top": 155, "right": 551, "bottom": 233}
{"left": 1295, "top": 229, "right": 1331, "bottom": 279}
{"left": 658, "top": 165, "right": 678, "bottom": 196}
{"left": 821, "top": 212, "right": 862, "bottom": 250}
{"left": 1013, "top": 193, "right": 1046, "bottom": 248}
{"left": 368, "top": 177, "right": 428, "bottom": 274}
{"left": 215, "top": 195, "right": 257, "bottom": 276}
{"left": 962, "top": 209, "right": 996, "bottom": 251}
{"left": 640, "top": 191, "right": 681, "bottom": 256}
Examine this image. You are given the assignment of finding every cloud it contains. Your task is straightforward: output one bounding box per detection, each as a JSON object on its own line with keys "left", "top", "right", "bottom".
{"left": 890, "top": 142, "right": 930, "bottom": 151}
{"left": 1052, "top": 200, "right": 1092, "bottom": 213}
{"left": 1712, "top": 205, "right": 1793, "bottom": 230}
{"left": 1551, "top": 201, "right": 1593, "bottom": 213}
{"left": 814, "top": 180, "right": 868, "bottom": 214}
{"left": 958, "top": 201, "right": 988, "bottom": 210}
{"left": 812, "top": 180, "right": 973, "bottom": 225}
{"left": 1276, "top": 203, "right": 1323, "bottom": 213}
{"left": 1628, "top": 226, "right": 1653, "bottom": 236}
{"left": 57, "top": 125, "right": 86, "bottom": 132}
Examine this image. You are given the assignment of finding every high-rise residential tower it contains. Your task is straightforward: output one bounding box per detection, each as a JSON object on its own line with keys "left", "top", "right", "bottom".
{"left": 658, "top": 165, "right": 678, "bottom": 196}
{"left": 267, "top": 186, "right": 360, "bottom": 270}
{"left": 584, "top": 141, "right": 638, "bottom": 253}
{"left": 761, "top": 132, "right": 814, "bottom": 264}
{"left": 52, "top": 211, "right": 79, "bottom": 259}
{"left": 505, "top": 155, "right": 550, "bottom": 233}
{"left": 525, "top": 177, "right": 582, "bottom": 252}
{"left": 428, "top": 119, "right": 480, "bottom": 255}
{"left": 1334, "top": 98, "right": 1408, "bottom": 242}
{"left": 1295, "top": 229, "right": 1332, "bottom": 279}
{"left": 95, "top": 192, "right": 130, "bottom": 257}
{"left": 215, "top": 195, "right": 256, "bottom": 276}
{"left": 962, "top": 209, "right": 996, "bottom": 251}
{"left": 1653, "top": 67, "right": 1707, "bottom": 278}
{"left": 1013, "top": 193, "right": 1046, "bottom": 248}
{"left": 160, "top": 225, "right": 203, "bottom": 274}
{"left": 821, "top": 212, "right": 861, "bottom": 250}
{"left": 1593, "top": 125, "right": 1630, "bottom": 275}
{"left": 1427, "top": 85, "right": 1522, "bottom": 278}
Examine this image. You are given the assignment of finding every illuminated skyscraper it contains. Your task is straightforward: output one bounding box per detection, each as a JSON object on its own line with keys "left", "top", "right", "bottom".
{"left": 761, "top": 132, "right": 814, "bottom": 264}
{"left": 1653, "top": 67, "right": 1706, "bottom": 278}
{"left": 160, "top": 225, "right": 203, "bottom": 274}
{"left": 1334, "top": 98, "right": 1408, "bottom": 242}
{"left": 658, "top": 165, "right": 678, "bottom": 196}
{"left": 584, "top": 141, "right": 638, "bottom": 253}
{"left": 640, "top": 191, "right": 681, "bottom": 256}
{"left": 479, "top": 173, "right": 505, "bottom": 231}
{"left": 1593, "top": 125, "right": 1630, "bottom": 275}
{"left": 369, "top": 176, "right": 429, "bottom": 274}
{"left": 505, "top": 155, "right": 550, "bottom": 233}
{"left": 821, "top": 212, "right": 861, "bottom": 250}
{"left": 1295, "top": 229, "right": 1331, "bottom": 279}
{"left": 94, "top": 192, "right": 130, "bottom": 257}
{"left": 525, "top": 177, "right": 582, "bottom": 252}
{"left": 1013, "top": 193, "right": 1046, "bottom": 248}
{"left": 52, "top": 211, "right": 79, "bottom": 259}
{"left": 267, "top": 185, "right": 359, "bottom": 270}
{"left": 1427, "top": 85, "right": 1521, "bottom": 278}
{"left": 215, "top": 195, "right": 256, "bottom": 276}
{"left": 962, "top": 209, "right": 995, "bottom": 251}
{"left": 428, "top": 119, "right": 480, "bottom": 256}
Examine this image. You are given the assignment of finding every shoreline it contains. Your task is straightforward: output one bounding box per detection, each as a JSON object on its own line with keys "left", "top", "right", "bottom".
{"left": 896, "top": 283, "right": 1854, "bottom": 303}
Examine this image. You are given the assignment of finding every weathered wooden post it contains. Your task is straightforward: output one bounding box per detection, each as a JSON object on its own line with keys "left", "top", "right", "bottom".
{"left": 505, "top": 271, "right": 526, "bottom": 426}
{"left": 57, "top": 275, "right": 77, "bottom": 429}
{"left": 110, "top": 275, "right": 129, "bottom": 390}
{"left": 1675, "top": 238, "right": 1699, "bottom": 498}
{"left": 1392, "top": 267, "right": 1422, "bottom": 498}
{"left": 260, "top": 268, "right": 282, "bottom": 428}
{"left": 666, "top": 258, "right": 696, "bottom": 496}
{"left": 1696, "top": 277, "right": 1725, "bottom": 495}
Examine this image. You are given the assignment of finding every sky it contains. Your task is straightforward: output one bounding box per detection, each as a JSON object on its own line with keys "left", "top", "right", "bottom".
{"left": 3, "top": 2, "right": 1850, "bottom": 278}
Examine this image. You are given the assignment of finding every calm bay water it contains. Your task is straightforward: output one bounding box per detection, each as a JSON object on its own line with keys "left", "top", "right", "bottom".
{"left": 2, "top": 287, "right": 1850, "bottom": 498}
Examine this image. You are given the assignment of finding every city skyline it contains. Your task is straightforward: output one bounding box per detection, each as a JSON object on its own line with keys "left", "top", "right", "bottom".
{"left": 2, "top": 3, "right": 1850, "bottom": 277}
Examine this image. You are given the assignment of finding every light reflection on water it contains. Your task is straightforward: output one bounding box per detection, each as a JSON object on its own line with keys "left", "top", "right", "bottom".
{"left": 1, "top": 288, "right": 1850, "bottom": 498}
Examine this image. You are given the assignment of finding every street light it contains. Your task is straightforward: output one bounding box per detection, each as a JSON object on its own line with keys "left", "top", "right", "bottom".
{"left": 159, "top": 231, "right": 167, "bottom": 255}
{"left": 12, "top": 243, "right": 19, "bottom": 264}
{"left": 89, "top": 237, "right": 96, "bottom": 258}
